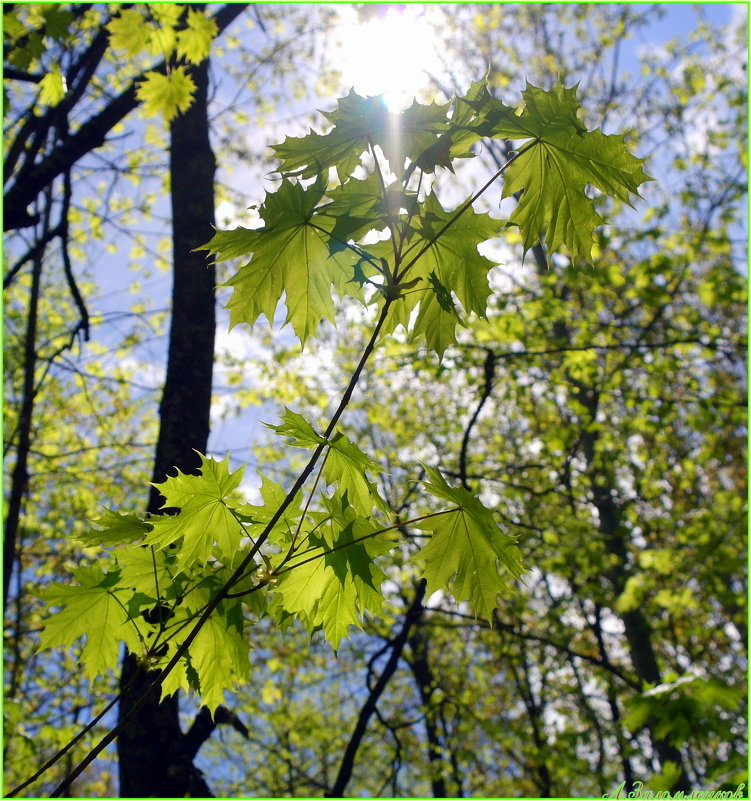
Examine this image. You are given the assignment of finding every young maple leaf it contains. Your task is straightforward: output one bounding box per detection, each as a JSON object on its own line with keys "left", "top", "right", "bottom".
{"left": 416, "top": 466, "right": 526, "bottom": 621}
{"left": 203, "top": 179, "right": 358, "bottom": 344}
{"left": 145, "top": 453, "right": 245, "bottom": 569}
{"left": 175, "top": 8, "right": 217, "bottom": 64}
{"left": 471, "top": 81, "right": 653, "bottom": 264}
{"left": 38, "top": 565, "right": 143, "bottom": 682}
{"left": 137, "top": 67, "right": 196, "bottom": 123}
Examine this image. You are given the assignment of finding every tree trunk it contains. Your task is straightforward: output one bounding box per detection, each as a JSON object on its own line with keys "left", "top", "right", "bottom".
{"left": 117, "top": 51, "right": 217, "bottom": 797}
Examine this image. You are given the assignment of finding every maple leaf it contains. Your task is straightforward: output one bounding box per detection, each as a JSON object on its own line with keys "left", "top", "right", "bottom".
{"left": 266, "top": 408, "right": 387, "bottom": 515}
{"left": 188, "top": 612, "right": 249, "bottom": 713}
{"left": 264, "top": 406, "right": 323, "bottom": 448}
{"left": 416, "top": 466, "right": 526, "bottom": 621}
{"left": 38, "top": 64, "right": 66, "bottom": 108}
{"left": 137, "top": 67, "right": 196, "bottom": 123}
{"left": 325, "top": 432, "right": 390, "bottom": 516}
{"left": 386, "top": 192, "right": 498, "bottom": 356}
{"left": 273, "top": 495, "right": 388, "bottom": 649}
{"left": 107, "top": 8, "right": 150, "bottom": 55}
{"left": 272, "top": 91, "right": 451, "bottom": 182}
{"left": 235, "top": 472, "right": 303, "bottom": 548}
{"left": 85, "top": 508, "right": 152, "bottom": 546}
{"left": 40, "top": 5, "right": 74, "bottom": 42}
{"left": 144, "top": 453, "right": 245, "bottom": 569}
{"left": 38, "top": 565, "right": 144, "bottom": 681}
{"left": 317, "top": 170, "right": 404, "bottom": 252}
{"left": 116, "top": 544, "right": 181, "bottom": 599}
{"left": 471, "top": 82, "right": 652, "bottom": 264}
{"left": 175, "top": 8, "right": 217, "bottom": 64}
{"left": 203, "top": 179, "right": 358, "bottom": 344}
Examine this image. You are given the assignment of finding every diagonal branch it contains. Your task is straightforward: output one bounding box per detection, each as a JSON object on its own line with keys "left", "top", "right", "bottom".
{"left": 326, "top": 581, "right": 426, "bottom": 798}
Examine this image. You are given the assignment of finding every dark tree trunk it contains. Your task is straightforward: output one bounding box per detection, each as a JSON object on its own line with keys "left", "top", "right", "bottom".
{"left": 406, "top": 624, "right": 460, "bottom": 798}
{"left": 117, "top": 51, "right": 218, "bottom": 798}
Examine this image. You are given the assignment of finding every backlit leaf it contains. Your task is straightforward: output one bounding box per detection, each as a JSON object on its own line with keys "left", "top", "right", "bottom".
{"left": 471, "top": 82, "right": 652, "bottom": 263}
{"left": 416, "top": 466, "right": 526, "bottom": 621}
{"left": 145, "top": 453, "right": 244, "bottom": 569}
{"left": 136, "top": 67, "right": 196, "bottom": 123}
{"left": 38, "top": 565, "right": 144, "bottom": 681}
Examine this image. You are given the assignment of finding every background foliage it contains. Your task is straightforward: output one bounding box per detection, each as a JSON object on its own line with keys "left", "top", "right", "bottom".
{"left": 3, "top": 4, "right": 747, "bottom": 798}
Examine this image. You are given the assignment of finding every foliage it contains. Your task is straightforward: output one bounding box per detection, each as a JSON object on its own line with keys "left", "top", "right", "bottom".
{"left": 4, "top": 4, "right": 745, "bottom": 798}
{"left": 33, "top": 80, "right": 649, "bottom": 734}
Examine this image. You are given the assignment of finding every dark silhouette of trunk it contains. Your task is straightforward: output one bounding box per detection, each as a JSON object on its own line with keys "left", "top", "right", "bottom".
{"left": 327, "top": 582, "right": 426, "bottom": 798}
{"left": 117, "top": 50, "right": 218, "bottom": 798}
{"left": 406, "top": 624, "right": 464, "bottom": 798}
{"left": 3, "top": 197, "right": 46, "bottom": 608}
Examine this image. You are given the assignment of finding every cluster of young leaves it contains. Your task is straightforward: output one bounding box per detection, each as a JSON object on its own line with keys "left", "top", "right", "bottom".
{"left": 3, "top": 4, "right": 218, "bottom": 119}
{"left": 206, "top": 80, "right": 650, "bottom": 353}
{"left": 108, "top": 4, "right": 217, "bottom": 122}
{"left": 37, "top": 80, "right": 650, "bottom": 712}
{"left": 3, "top": 3, "right": 77, "bottom": 109}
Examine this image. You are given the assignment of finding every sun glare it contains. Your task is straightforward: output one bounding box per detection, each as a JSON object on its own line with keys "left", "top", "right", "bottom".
{"left": 335, "top": 6, "right": 441, "bottom": 111}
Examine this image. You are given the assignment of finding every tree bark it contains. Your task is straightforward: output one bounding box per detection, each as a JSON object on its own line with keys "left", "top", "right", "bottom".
{"left": 116, "top": 51, "right": 218, "bottom": 798}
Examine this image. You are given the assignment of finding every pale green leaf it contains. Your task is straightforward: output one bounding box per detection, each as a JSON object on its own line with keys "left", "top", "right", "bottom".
{"left": 136, "top": 67, "right": 196, "bottom": 123}
{"left": 144, "top": 453, "right": 245, "bottom": 569}
{"left": 473, "top": 82, "right": 652, "bottom": 263}
{"left": 38, "top": 64, "right": 66, "bottom": 107}
{"left": 175, "top": 8, "right": 217, "bottom": 64}
{"left": 107, "top": 8, "right": 150, "bottom": 55}
{"left": 38, "top": 565, "right": 144, "bottom": 681}
{"left": 416, "top": 466, "right": 526, "bottom": 621}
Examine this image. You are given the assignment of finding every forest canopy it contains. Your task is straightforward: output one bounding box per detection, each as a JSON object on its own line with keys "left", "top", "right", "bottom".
{"left": 3, "top": 4, "right": 747, "bottom": 798}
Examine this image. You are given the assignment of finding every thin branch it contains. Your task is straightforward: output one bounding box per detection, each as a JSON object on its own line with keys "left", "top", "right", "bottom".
{"left": 326, "top": 581, "right": 426, "bottom": 798}
{"left": 458, "top": 348, "right": 495, "bottom": 490}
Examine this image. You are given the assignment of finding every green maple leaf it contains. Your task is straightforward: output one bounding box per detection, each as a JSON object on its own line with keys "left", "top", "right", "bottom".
{"left": 38, "top": 64, "right": 66, "bottom": 108}
{"left": 472, "top": 81, "right": 652, "bottom": 264}
{"left": 203, "top": 179, "right": 358, "bottom": 344}
{"left": 41, "top": 5, "right": 74, "bottom": 42}
{"left": 116, "top": 544, "right": 181, "bottom": 599}
{"left": 272, "top": 91, "right": 451, "bottom": 182}
{"left": 144, "top": 453, "right": 245, "bottom": 569}
{"left": 406, "top": 192, "right": 499, "bottom": 317}
{"left": 154, "top": 601, "right": 249, "bottom": 712}
{"left": 236, "top": 473, "right": 303, "bottom": 547}
{"left": 85, "top": 508, "right": 152, "bottom": 545}
{"left": 39, "top": 565, "right": 144, "bottom": 681}
{"left": 108, "top": 8, "right": 150, "bottom": 55}
{"left": 264, "top": 406, "right": 323, "bottom": 448}
{"left": 188, "top": 613, "right": 249, "bottom": 713}
{"left": 386, "top": 192, "right": 498, "bottom": 356}
{"left": 411, "top": 284, "right": 463, "bottom": 358}
{"left": 410, "top": 79, "right": 489, "bottom": 177}
{"left": 416, "top": 466, "right": 526, "bottom": 621}
{"left": 175, "top": 8, "right": 217, "bottom": 64}
{"left": 136, "top": 67, "right": 196, "bottom": 123}
{"left": 317, "top": 171, "right": 403, "bottom": 253}
{"left": 266, "top": 408, "right": 387, "bottom": 515}
{"left": 274, "top": 494, "right": 389, "bottom": 649}
{"left": 325, "top": 432, "right": 389, "bottom": 516}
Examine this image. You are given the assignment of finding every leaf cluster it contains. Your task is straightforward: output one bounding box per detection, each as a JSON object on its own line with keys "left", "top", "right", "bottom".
{"left": 37, "top": 79, "right": 649, "bottom": 715}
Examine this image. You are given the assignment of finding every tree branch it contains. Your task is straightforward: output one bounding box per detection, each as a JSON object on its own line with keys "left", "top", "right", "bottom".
{"left": 327, "top": 581, "right": 426, "bottom": 798}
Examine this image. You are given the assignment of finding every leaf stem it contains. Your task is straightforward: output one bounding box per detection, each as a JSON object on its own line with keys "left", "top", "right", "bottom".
{"left": 395, "top": 142, "right": 532, "bottom": 284}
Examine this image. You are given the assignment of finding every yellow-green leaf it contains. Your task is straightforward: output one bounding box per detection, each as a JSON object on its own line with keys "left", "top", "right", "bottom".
{"left": 175, "top": 8, "right": 217, "bottom": 64}
{"left": 136, "top": 67, "right": 196, "bottom": 123}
